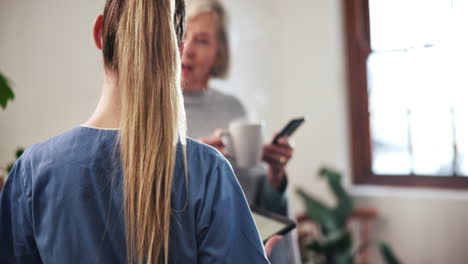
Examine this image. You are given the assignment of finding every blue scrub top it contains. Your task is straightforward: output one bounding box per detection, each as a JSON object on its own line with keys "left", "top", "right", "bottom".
{"left": 0, "top": 126, "right": 269, "bottom": 263}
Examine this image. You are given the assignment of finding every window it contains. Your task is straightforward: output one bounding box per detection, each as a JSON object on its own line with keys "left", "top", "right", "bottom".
{"left": 344, "top": 0, "right": 468, "bottom": 188}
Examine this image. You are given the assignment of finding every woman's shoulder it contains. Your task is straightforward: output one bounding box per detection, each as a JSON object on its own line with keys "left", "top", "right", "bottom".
{"left": 20, "top": 127, "right": 85, "bottom": 162}
{"left": 17, "top": 126, "right": 118, "bottom": 179}
{"left": 172, "top": 138, "right": 240, "bottom": 212}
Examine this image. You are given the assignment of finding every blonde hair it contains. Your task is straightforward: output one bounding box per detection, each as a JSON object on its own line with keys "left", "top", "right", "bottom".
{"left": 102, "top": 0, "right": 187, "bottom": 263}
{"left": 186, "top": 0, "right": 230, "bottom": 78}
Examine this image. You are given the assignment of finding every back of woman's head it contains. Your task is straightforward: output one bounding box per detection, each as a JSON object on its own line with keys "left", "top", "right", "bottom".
{"left": 102, "top": 0, "right": 185, "bottom": 70}
{"left": 101, "top": 1, "right": 186, "bottom": 263}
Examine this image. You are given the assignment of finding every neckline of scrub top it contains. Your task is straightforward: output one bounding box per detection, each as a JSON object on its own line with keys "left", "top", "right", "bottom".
{"left": 80, "top": 125, "right": 120, "bottom": 131}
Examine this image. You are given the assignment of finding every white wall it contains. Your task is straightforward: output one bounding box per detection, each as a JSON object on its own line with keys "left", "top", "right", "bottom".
{"left": 2, "top": 0, "right": 468, "bottom": 263}
{"left": 0, "top": 0, "right": 104, "bottom": 171}
{"left": 353, "top": 188, "right": 468, "bottom": 264}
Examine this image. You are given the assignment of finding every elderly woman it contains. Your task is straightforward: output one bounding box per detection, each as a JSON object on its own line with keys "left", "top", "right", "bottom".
{"left": 181, "top": 0, "right": 301, "bottom": 263}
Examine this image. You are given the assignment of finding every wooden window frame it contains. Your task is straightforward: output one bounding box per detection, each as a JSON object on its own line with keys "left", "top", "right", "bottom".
{"left": 343, "top": 0, "right": 468, "bottom": 189}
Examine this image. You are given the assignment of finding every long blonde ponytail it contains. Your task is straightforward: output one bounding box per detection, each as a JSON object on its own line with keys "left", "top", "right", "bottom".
{"left": 102, "top": 0, "right": 186, "bottom": 263}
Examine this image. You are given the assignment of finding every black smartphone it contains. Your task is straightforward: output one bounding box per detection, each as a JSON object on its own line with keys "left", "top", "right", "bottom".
{"left": 272, "top": 117, "right": 305, "bottom": 144}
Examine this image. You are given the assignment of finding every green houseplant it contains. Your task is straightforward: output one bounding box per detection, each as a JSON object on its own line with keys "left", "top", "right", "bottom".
{"left": 0, "top": 71, "right": 18, "bottom": 188}
{"left": 0, "top": 72, "right": 15, "bottom": 110}
{"left": 5, "top": 148, "right": 25, "bottom": 174}
{"left": 297, "top": 167, "right": 403, "bottom": 264}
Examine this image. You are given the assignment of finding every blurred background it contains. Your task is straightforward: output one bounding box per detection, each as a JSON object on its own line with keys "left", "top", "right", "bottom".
{"left": 1, "top": 0, "right": 468, "bottom": 263}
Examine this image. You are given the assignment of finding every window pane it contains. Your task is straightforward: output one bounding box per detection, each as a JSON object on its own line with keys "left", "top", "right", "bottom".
{"left": 367, "top": 0, "right": 468, "bottom": 176}
{"left": 369, "top": 0, "right": 452, "bottom": 51}
{"left": 368, "top": 52, "right": 412, "bottom": 175}
{"left": 455, "top": 106, "right": 468, "bottom": 176}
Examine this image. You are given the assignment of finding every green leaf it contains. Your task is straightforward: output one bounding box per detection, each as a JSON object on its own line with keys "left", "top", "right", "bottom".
{"left": 0, "top": 72, "right": 15, "bottom": 110}
{"left": 320, "top": 230, "right": 352, "bottom": 252}
{"left": 306, "top": 241, "right": 325, "bottom": 253}
{"left": 333, "top": 250, "right": 354, "bottom": 264}
{"left": 309, "top": 231, "right": 353, "bottom": 264}
{"left": 7, "top": 162, "right": 14, "bottom": 174}
{"left": 296, "top": 188, "right": 338, "bottom": 233}
{"left": 380, "top": 242, "right": 402, "bottom": 264}
{"left": 319, "top": 167, "right": 353, "bottom": 226}
{"left": 5, "top": 148, "right": 25, "bottom": 175}
{"left": 299, "top": 168, "right": 356, "bottom": 264}
{"left": 15, "top": 148, "right": 25, "bottom": 159}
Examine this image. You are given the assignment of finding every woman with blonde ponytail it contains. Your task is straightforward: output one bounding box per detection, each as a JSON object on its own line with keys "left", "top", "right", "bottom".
{"left": 0, "top": 0, "right": 276, "bottom": 263}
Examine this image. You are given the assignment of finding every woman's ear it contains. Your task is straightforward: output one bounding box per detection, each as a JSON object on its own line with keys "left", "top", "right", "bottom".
{"left": 93, "top": 15, "right": 104, "bottom": 50}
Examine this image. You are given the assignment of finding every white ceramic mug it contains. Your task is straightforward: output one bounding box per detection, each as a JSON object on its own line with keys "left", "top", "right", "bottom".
{"left": 222, "top": 121, "right": 265, "bottom": 168}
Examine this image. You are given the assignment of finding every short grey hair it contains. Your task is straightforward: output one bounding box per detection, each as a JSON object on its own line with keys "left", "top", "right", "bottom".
{"left": 186, "top": 0, "right": 230, "bottom": 79}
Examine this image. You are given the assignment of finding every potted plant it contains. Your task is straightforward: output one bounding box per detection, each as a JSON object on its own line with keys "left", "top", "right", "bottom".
{"left": 0, "top": 72, "right": 14, "bottom": 110}
{"left": 0, "top": 71, "right": 16, "bottom": 190}
{"left": 296, "top": 167, "right": 403, "bottom": 264}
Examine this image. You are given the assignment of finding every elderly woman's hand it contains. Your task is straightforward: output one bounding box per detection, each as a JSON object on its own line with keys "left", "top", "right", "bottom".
{"left": 197, "top": 129, "right": 226, "bottom": 155}
{"left": 262, "top": 135, "right": 294, "bottom": 190}
{"left": 264, "top": 235, "right": 283, "bottom": 257}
